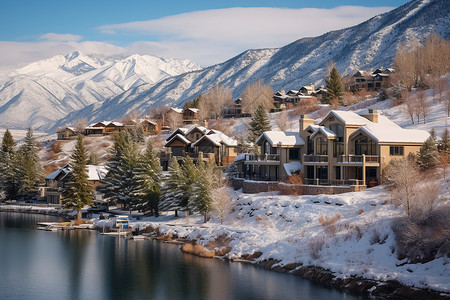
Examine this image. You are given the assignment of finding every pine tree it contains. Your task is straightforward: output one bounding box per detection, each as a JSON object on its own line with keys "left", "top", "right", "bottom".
{"left": 325, "top": 64, "right": 344, "bottom": 104}
{"left": 438, "top": 128, "right": 450, "bottom": 155}
{"left": 62, "top": 135, "right": 94, "bottom": 222}
{"left": 189, "top": 159, "right": 220, "bottom": 223}
{"left": 1, "top": 129, "right": 15, "bottom": 153}
{"left": 159, "top": 157, "right": 186, "bottom": 217}
{"left": 248, "top": 104, "right": 271, "bottom": 144}
{"left": 101, "top": 131, "right": 140, "bottom": 211}
{"left": 417, "top": 128, "right": 440, "bottom": 171}
{"left": 18, "top": 128, "right": 43, "bottom": 197}
{"left": 134, "top": 140, "right": 162, "bottom": 216}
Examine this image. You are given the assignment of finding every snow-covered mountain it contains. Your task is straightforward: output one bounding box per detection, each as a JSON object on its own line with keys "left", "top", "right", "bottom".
{"left": 53, "top": 0, "right": 449, "bottom": 130}
{"left": 0, "top": 51, "right": 201, "bottom": 131}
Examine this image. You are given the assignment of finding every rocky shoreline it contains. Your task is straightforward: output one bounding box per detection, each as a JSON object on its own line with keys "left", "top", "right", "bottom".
{"left": 157, "top": 232, "right": 450, "bottom": 300}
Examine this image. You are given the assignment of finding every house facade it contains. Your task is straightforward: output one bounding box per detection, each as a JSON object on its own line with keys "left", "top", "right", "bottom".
{"left": 350, "top": 67, "right": 394, "bottom": 92}
{"left": 160, "top": 124, "right": 239, "bottom": 169}
{"left": 44, "top": 165, "right": 107, "bottom": 205}
{"left": 57, "top": 127, "right": 77, "bottom": 140}
{"left": 234, "top": 131, "right": 304, "bottom": 181}
{"left": 235, "top": 109, "right": 428, "bottom": 187}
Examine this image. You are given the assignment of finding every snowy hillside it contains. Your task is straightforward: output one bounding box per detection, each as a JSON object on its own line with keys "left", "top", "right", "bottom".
{"left": 53, "top": 0, "right": 450, "bottom": 129}
{"left": 0, "top": 51, "right": 201, "bottom": 131}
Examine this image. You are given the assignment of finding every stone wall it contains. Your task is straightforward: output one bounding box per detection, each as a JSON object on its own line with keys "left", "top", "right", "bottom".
{"left": 232, "top": 179, "right": 367, "bottom": 195}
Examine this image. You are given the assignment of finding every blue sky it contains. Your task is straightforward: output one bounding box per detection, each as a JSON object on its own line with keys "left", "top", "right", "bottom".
{"left": 0, "top": 0, "right": 410, "bottom": 72}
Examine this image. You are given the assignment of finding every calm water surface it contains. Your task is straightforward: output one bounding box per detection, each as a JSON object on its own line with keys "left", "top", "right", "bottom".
{"left": 0, "top": 212, "right": 366, "bottom": 300}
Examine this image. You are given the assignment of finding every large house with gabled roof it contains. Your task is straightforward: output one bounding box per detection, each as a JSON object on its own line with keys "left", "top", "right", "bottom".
{"left": 235, "top": 109, "right": 429, "bottom": 188}
{"left": 160, "top": 124, "right": 240, "bottom": 169}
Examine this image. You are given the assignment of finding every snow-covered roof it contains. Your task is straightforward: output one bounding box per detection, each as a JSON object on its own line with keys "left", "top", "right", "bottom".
{"left": 165, "top": 127, "right": 190, "bottom": 141}
{"left": 170, "top": 108, "right": 183, "bottom": 114}
{"left": 185, "top": 125, "right": 208, "bottom": 136}
{"left": 310, "top": 126, "right": 336, "bottom": 139}
{"left": 57, "top": 127, "right": 75, "bottom": 133}
{"left": 350, "top": 120, "right": 429, "bottom": 143}
{"left": 321, "top": 110, "right": 372, "bottom": 126}
{"left": 186, "top": 108, "right": 199, "bottom": 113}
{"left": 109, "top": 121, "right": 123, "bottom": 127}
{"left": 45, "top": 167, "right": 70, "bottom": 180}
{"left": 165, "top": 133, "right": 191, "bottom": 147}
{"left": 233, "top": 153, "right": 247, "bottom": 162}
{"left": 192, "top": 131, "right": 238, "bottom": 147}
{"left": 256, "top": 131, "right": 304, "bottom": 147}
{"left": 46, "top": 165, "right": 106, "bottom": 181}
{"left": 86, "top": 165, "right": 107, "bottom": 181}
{"left": 283, "top": 161, "right": 302, "bottom": 177}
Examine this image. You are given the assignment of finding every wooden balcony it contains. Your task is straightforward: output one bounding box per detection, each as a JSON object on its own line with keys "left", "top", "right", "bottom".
{"left": 336, "top": 155, "right": 379, "bottom": 165}
{"left": 303, "top": 154, "right": 328, "bottom": 164}
{"left": 243, "top": 154, "right": 280, "bottom": 165}
{"left": 303, "top": 178, "right": 365, "bottom": 186}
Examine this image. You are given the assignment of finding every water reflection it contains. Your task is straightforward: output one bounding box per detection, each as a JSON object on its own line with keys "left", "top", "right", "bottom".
{"left": 0, "top": 212, "right": 366, "bottom": 300}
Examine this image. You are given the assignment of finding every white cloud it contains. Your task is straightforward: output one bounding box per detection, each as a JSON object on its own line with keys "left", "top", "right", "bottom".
{"left": 40, "top": 33, "right": 83, "bottom": 42}
{"left": 0, "top": 6, "right": 395, "bottom": 74}
{"left": 98, "top": 6, "right": 394, "bottom": 65}
{"left": 0, "top": 40, "right": 127, "bottom": 74}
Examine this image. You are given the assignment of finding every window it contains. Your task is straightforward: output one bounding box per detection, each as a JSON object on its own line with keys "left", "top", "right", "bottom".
{"left": 289, "top": 148, "right": 300, "bottom": 160}
{"left": 198, "top": 145, "right": 214, "bottom": 153}
{"left": 355, "top": 137, "right": 376, "bottom": 155}
{"left": 315, "top": 137, "right": 327, "bottom": 155}
{"left": 307, "top": 136, "right": 314, "bottom": 155}
{"left": 330, "top": 124, "right": 344, "bottom": 157}
{"left": 390, "top": 146, "right": 404, "bottom": 156}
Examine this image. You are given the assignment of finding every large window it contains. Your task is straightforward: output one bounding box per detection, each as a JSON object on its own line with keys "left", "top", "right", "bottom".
{"left": 198, "top": 145, "right": 214, "bottom": 153}
{"left": 289, "top": 148, "right": 300, "bottom": 160}
{"left": 315, "top": 137, "right": 328, "bottom": 155}
{"left": 355, "top": 137, "right": 376, "bottom": 155}
{"left": 390, "top": 146, "right": 404, "bottom": 156}
{"left": 307, "top": 136, "right": 314, "bottom": 155}
{"left": 330, "top": 124, "right": 344, "bottom": 157}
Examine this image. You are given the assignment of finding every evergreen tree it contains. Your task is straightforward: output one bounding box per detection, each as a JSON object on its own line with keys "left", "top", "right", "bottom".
{"left": 325, "top": 64, "right": 344, "bottom": 104}
{"left": 438, "top": 128, "right": 450, "bottom": 155}
{"left": 101, "top": 131, "right": 140, "bottom": 211}
{"left": 159, "top": 157, "right": 186, "bottom": 217}
{"left": 189, "top": 159, "right": 221, "bottom": 223}
{"left": 18, "top": 128, "right": 43, "bottom": 197}
{"left": 134, "top": 140, "right": 162, "bottom": 216}
{"left": 248, "top": 104, "right": 271, "bottom": 144}
{"left": 417, "top": 128, "right": 440, "bottom": 171}
{"left": 62, "top": 135, "right": 94, "bottom": 222}
{"left": 1, "top": 129, "right": 15, "bottom": 153}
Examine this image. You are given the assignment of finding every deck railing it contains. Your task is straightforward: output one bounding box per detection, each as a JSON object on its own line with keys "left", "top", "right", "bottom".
{"left": 245, "top": 154, "right": 280, "bottom": 161}
{"left": 303, "top": 154, "right": 328, "bottom": 163}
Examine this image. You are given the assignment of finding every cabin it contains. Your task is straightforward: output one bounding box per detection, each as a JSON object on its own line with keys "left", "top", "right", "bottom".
{"left": 44, "top": 165, "right": 107, "bottom": 205}
{"left": 57, "top": 127, "right": 77, "bottom": 140}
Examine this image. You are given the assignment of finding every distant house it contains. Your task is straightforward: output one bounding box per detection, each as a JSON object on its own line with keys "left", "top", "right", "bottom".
{"left": 160, "top": 124, "right": 239, "bottom": 169}
{"left": 273, "top": 89, "right": 317, "bottom": 110}
{"left": 350, "top": 67, "right": 394, "bottom": 92}
{"left": 183, "top": 108, "right": 199, "bottom": 124}
{"left": 84, "top": 121, "right": 124, "bottom": 136}
{"left": 222, "top": 98, "right": 243, "bottom": 118}
{"left": 44, "top": 165, "right": 107, "bottom": 205}
{"left": 124, "top": 119, "right": 158, "bottom": 134}
{"left": 57, "top": 127, "right": 77, "bottom": 140}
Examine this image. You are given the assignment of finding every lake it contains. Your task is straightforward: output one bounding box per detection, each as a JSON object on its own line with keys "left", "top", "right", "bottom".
{"left": 0, "top": 212, "right": 366, "bottom": 300}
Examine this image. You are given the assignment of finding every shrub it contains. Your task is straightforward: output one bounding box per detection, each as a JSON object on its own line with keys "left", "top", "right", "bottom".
{"left": 318, "top": 213, "right": 341, "bottom": 227}
{"left": 308, "top": 237, "right": 325, "bottom": 259}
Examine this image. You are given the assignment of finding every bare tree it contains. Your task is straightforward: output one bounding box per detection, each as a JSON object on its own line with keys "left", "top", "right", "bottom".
{"left": 387, "top": 158, "right": 420, "bottom": 218}
{"left": 241, "top": 79, "right": 274, "bottom": 114}
{"left": 212, "top": 186, "right": 234, "bottom": 224}
{"left": 402, "top": 90, "right": 415, "bottom": 124}
{"left": 198, "top": 85, "right": 232, "bottom": 120}
{"left": 437, "top": 76, "right": 448, "bottom": 103}
{"left": 74, "top": 118, "right": 88, "bottom": 133}
{"left": 167, "top": 111, "right": 183, "bottom": 130}
{"left": 120, "top": 110, "right": 141, "bottom": 125}
{"left": 445, "top": 89, "right": 450, "bottom": 117}
{"left": 149, "top": 106, "right": 170, "bottom": 121}
{"left": 416, "top": 89, "right": 429, "bottom": 124}
{"left": 276, "top": 111, "right": 289, "bottom": 131}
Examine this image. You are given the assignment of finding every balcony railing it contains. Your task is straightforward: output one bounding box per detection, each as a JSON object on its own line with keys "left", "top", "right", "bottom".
{"left": 159, "top": 151, "right": 214, "bottom": 161}
{"left": 303, "top": 154, "right": 328, "bottom": 163}
{"left": 303, "top": 178, "right": 365, "bottom": 186}
{"left": 337, "top": 155, "right": 379, "bottom": 164}
{"left": 245, "top": 154, "right": 280, "bottom": 161}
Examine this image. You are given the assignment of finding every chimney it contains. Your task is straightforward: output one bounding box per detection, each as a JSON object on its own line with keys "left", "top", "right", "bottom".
{"left": 310, "top": 83, "right": 315, "bottom": 92}
{"left": 203, "top": 119, "right": 208, "bottom": 129}
{"left": 362, "top": 109, "right": 378, "bottom": 123}
{"left": 299, "top": 115, "right": 314, "bottom": 132}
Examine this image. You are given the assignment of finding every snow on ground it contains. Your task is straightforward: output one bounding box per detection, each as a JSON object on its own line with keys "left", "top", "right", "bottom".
{"left": 94, "top": 183, "right": 450, "bottom": 293}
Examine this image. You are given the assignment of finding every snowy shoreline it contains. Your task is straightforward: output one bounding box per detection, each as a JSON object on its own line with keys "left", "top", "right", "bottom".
{"left": 3, "top": 184, "right": 449, "bottom": 300}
